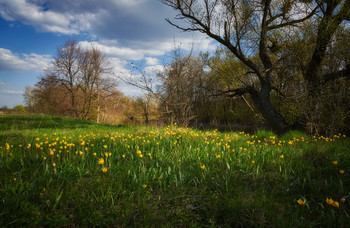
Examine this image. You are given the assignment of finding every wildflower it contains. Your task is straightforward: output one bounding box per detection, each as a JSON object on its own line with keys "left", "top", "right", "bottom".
{"left": 252, "top": 161, "right": 255, "bottom": 164}
{"left": 93, "top": 152, "right": 96, "bottom": 156}
{"left": 148, "top": 153, "right": 151, "bottom": 157}
{"left": 52, "top": 162, "right": 56, "bottom": 168}
{"left": 332, "top": 161, "right": 338, "bottom": 165}
{"left": 102, "top": 167, "right": 108, "bottom": 173}
{"left": 280, "top": 155, "right": 284, "bottom": 159}
{"left": 326, "top": 197, "right": 339, "bottom": 208}
{"left": 333, "top": 201, "right": 340, "bottom": 208}
{"left": 98, "top": 158, "right": 104, "bottom": 165}
{"left": 339, "top": 170, "right": 344, "bottom": 174}
{"left": 103, "top": 145, "right": 107, "bottom": 149}
{"left": 297, "top": 198, "right": 306, "bottom": 206}
{"left": 143, "top": 184, "right": 147, "bottom": 189}
{"left": 201, "top": 164, "right": 206, "bottom": 170}
{"left": 217, "top": 155, "right": 221, "bottom": 159}
{"left": 341, "top": 198, "right": 346, "bottom": 203}
{"left": 122, "top": 154, "right": 125, "bottom": 158}
{"left": 49, "top": 150, "right": 54, "bottom": 157}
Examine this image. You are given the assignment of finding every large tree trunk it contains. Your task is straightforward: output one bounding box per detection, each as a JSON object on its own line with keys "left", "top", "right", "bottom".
{"left": 251, "top": 83, "right": 288, "bottom": 134}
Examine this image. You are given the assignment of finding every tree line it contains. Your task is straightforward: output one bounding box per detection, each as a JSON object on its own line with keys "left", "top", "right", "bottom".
{"left": 25, "top": 1, "right": 350, "bottom": 136}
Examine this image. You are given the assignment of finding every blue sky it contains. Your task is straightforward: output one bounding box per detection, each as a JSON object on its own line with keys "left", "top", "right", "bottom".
{"left": 0, "top": 0, "right": 216, "bottom": 108}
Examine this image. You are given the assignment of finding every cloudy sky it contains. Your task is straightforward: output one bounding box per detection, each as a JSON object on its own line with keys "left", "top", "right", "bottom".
{"left": 0, "top": 0, "right": 217, "bottom": 108}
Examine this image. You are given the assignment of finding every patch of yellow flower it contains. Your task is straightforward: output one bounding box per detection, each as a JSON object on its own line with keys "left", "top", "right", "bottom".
{"left": 326, "top": 198, "right": 339, "bottom": 208}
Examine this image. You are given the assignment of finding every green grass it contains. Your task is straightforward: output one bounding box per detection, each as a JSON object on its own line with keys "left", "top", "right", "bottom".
{"left": 0, "top": 114, "right": 349, "bottom": 227}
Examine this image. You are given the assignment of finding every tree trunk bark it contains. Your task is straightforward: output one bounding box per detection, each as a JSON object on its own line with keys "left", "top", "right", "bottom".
{"left": 251, "top": 83, "right": 288, "bottom": 134}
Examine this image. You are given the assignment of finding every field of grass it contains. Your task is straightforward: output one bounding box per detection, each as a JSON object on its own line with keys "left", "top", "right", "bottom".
{"left": 0, "top": 114, "right": 349, "bottom": 227}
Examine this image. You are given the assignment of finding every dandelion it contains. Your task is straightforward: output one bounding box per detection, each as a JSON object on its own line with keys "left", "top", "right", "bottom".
{"left": 297, "top": 198, "right": 306, "bottom": 206}
{"left": 103, "top": 145, "right": 107, "bottom": 149}
{"left": 98, "top": 158, "right": 104, "bottom": 165}
{"left": 252, "top": 160, "right": 255, "bottom": 164}
{"left": 122, "top": 154, "right": 125, "bottom": 158}
{"left": 339, "top": 170, "right": 344, "bottom": 174}
{"left": 332, "top": 161, "right": 338, "bottom": 165}
{"left": 280, "top": 155, "right": 284, "bottom": 159}
{"left": 102, "top": 167, "right": 108, "bottom": 173}
{"left": 217, "top": 155, "right": 221, "bottom": 159}
{"left": 201, "top": 164, "right": 206, "bottom": 170}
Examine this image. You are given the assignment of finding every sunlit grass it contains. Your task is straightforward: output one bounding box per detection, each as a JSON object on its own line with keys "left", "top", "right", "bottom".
{"left": 0, "top": 114, "right": 349, "bottom": 226}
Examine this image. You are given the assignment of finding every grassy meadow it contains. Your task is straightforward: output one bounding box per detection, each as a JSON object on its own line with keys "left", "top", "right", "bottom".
{"left": 0, "top": 114, "right": 349, "bottom": 227}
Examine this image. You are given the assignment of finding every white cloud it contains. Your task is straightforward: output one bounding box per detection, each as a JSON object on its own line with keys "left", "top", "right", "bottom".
{"left": 0, "top": 0, "right": 85, "bottom": 34}
{"left": 145, "top": 57, "right": 159, "bottom": 66}
{"left": 0, "top": 89, "right": 24, "bottom": 94}
{"left": 0, "top": 48, "right": 51, "bottom": 71}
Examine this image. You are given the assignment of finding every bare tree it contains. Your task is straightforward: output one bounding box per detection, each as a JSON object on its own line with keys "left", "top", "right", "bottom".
{"left": 36, "top": 40, "right": 117, "bottom": 121}
{"left": 162, "top": 0, "right": 350, "bottom": 133}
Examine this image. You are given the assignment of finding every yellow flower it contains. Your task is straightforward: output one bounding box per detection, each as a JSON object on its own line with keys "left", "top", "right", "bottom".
{"left": 52, "top": 162, "right": 56, "bottom": 168}
{"left": 93, "top": 152, "right": 96, "bottom": 156}
{"left": 103, "top": 145, "right": 107, "bottom": 149}
{"left": 333, "top": 201, "right": 339, "bottom": 208}
{"left": 280, "top": 155, "right": 284, "bottom": 159}
{"left": 341, "top": 198, "right": 346, "bottom": 203}
{"left": 102, "top": 167, "right": 108, "bottom": 173}
{"left": 122, "top": 154, "right": 125, "bottom": 158}
{"left": 326, "top": 198, "right": 334, "bottom": 206}
{"left": 49, "top": 150, "right": 54, "bottom": 157}
{"left": 339, "top": 170, "right": 344, "bottom": 174}
{"left": 201, "top": 164, "right": 206, "bottom": 170}
{"left": 297, "top": 198, "right": 306, "bottom": 206}
{"left": 216, "top": 155, "right": 221, "bottom": 159}
{"left": 143, "top": 184, "right": 147, "bottom": 189}
{"left": 332, "top": 161, "right": 338, "bottom": 165}
{"left": 252, "top": 161, "right": 255, "bottom": 164}
{"left": 98, "top": 158, "right": 104, "bottom": 165}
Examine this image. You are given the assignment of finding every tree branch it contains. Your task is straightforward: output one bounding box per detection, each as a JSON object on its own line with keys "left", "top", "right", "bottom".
{"left": 323, "top": 65, "right": 350, "bottom": 82}
{"left": 267, "top": 6, "right": 319, "bottom": 30}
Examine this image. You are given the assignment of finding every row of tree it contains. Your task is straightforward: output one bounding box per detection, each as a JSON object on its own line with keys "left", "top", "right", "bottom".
{"left": 25, "top": 0, "right": 350, "bottom": 136}
{"left": 158, "top": 0, "right": 350, "bottom": 135}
